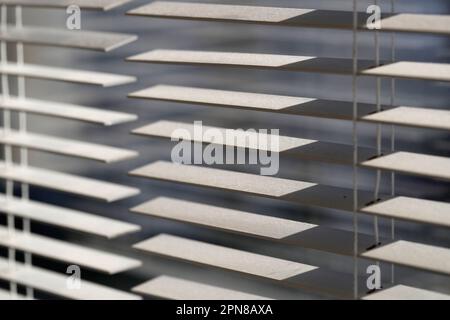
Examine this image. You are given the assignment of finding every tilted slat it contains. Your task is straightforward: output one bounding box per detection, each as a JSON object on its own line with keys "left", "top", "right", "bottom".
{"left": 0, "top": 63, "right": 135, "bottom": 87}
{"left": 133, "top": 120, "right": 375, "bottom": 164}
{"left": 361, "top": 152, "right": 450, "bottom": 181}
{"left": 0, "top": 162, "right": 140, "bottom": 202}
{"left": 0, "top": 0, "right": 133, "bottom": 11}
{"left": 129, "top": 84, "right": 377, "bottom": 120}
{"left": 0, "top": 195, "right": 140, "bottom": 238}
{"left": 361, "top": 197, "right": 450, "bottom": 228}
{"left": 0, "top": 129, "right": 138, "bottom": 163}
{"left": 0, "top": 258, "right": 141, "bottom": 300}
{"left": 0, "top": 26, "right": 137, "bottom": 52}
{"left": 130, "top": 161, "right": 375, "bottom": 212}
{"left": 363, "top": 285, "right": 450, "bottom": 300}
{"left": 134, "top": 234, "right": 364, "bottom": 298}
{"left": 361, "top": 62, "right": 450, "bottom": 82}
{"left": 361, "top": 240, "right": 450, "bottom": 275}
{"left": 133, "top": 276, "right": 272, "bottom": 300}
{"left": 0, "top": 96, "right": 137, "bottom": 126}
{"left": 0, "top": 226, "right": 142, "bottom": 274}
{"left": 128, "top": 2, "right": 450, "bottom": 35}
{"left": 132, "top": 197, "right": 377, "bottom": 255}
{"left": 362, "top": 106, "right": 450, "bottom": 131}
{"left": 127, "top": 50, "right": 375, "bottom": 75}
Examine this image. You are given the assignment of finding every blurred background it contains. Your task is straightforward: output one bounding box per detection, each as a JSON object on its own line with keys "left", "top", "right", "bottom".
{"left": 1, "top": 0, "right": 449, "bottom": 299}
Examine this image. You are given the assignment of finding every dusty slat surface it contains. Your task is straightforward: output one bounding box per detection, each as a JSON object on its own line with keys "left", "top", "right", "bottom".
{"left": 0, "top": 162, "right": 140, "bottom": 202}
{"left": 129, "top": 84, "right": 377, "bottom": 120}
{"left": 363, "top": 285, "right": 450, "bottom": 300}
{"left": 0, "top": 0, "right": 132, "bottom": 11}
{"left": 0, "top": 226, "right": 142, "bottom": 274}
{"left": 130, "top": 161, "right": 374, "bottom": 211}
{"left": 128, "top": 2, "right": 450, "bottom": 35}
{"left": 0, "top": 195, "right": 140, "bottom": 238}
{"left": 361, "top": 196, "right": 450, "bottom": 228}
{"left": 0, "top": 129, "right": 138, "bottom": 163}
{"left": 133, "top": 120, "right": 375, "bottom": 164}
{"left": 134, "top": 234, "right": 363, "bottom": 298}
{"left": 361, "top": 152, "right": 450, "bottom": 181}
{"left": 134, "top": 234, "right": 317, "bottom": 280}
{"left": 0, "top": 96, "right": 137, "bottom": 125}
{"left": 0, "top": 63, "right": 136, "bottom": 87}
{"left": 128, "top": 49, "right": 375, "bottom": 75}
{"left": 362, "top": 106, "right": 450, "bottom": 131}
{"left": 133, "top": 276, "right": 272, "bottom": 300}
{"left": 0, "top": 258, "right": 141, "bottom": 300}
{"left": 0, "top": 26, "right": 137, "bottom": 52}
{"left": 362, "top": 240, "right": 450, "bottom": 275}
{"left": 361, "top": 62, "right": 450, "bottom": 82}
{"left": 132, "top": 197, "right": 377, "bottom": 255}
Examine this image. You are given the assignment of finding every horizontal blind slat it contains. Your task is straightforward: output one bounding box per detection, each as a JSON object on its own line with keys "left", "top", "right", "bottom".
{"left": 0, "top": 162, "right": 140, "bottom": 202}
{"left": 361, "top": 151, "right": 450, "bottom": 181}
{"left": 0, "top": 226, "right": 142, "bottom": 274}
{"left": 0, "top": 129, "right": 138, "bottom": 163}
{"left": 0, "top": 63, "right": 136, "bottom": 87}
{"left": 0, "top": 26, "right": 137, "bottom": 52}
{"left": 363, "top": 285, "right": 450, "bottom": 300}
{"left": 361, "top": 62, "right": 450, "bottom": 82}
{"left": 362, "top": 106, "right": 450, "bottom": 131}
{"left": 361, "top": 196, "right": 450, "bottom": 228}
{"left": 132, "top": 197, "right": 378, "bottom": 256}
{"left": 0, "top": 0, "right": 132, "bottom": 11}
{"left": 0, "top": 96, "right": 137, "bottom": 125}
{"left": 127, "top": 49, "right": 376, "bottom": 75}
{"left": 128, "top": 2, "right": 450, "bottom": 35}
{"left": 133, "top": 276, "right": 272, "bottom": 300}
{"left": 133, "top": 120, "right": 375, "bottom": 164}
{"left": 0, "top": 257, "right": 141, "bottom": 299}
{"left": 130, "top": 161, "right": 375, "bottom": 211}
{"left": 0, "top": 195, "right": 140, "bottom": 238}
{"left": 130, "top": 84, "right": 377, "bottom": 120}
{"left": 361, "top": 240, "right": 450, "bottom": 275}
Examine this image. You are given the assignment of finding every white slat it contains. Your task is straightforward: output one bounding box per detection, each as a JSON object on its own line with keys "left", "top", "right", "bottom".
{"left": 361, "top": 197, "right": 450, "bottom": 228}
{"left": 362, "top": 240, "right": 450, "bottom": 275}
{"left": 361, "top": 151, "right": 450, "bottom": 181}
{"left": 0, "top": 195, "right": 140, "bottom": 238}
{"left": 0, "top": 162, "right": 140, "bottom": 202}
{"left": 0, "top": 226, "right": 141, "bottom": 274}
{"left": 0, "top": 63, "right": 135, "bottom": 87}
{"left": 134, "top": 234, "right": 317, "bottom": 280}
{"left": 134, "top": 234, "right": 362, "bottom": 298}
{"left": 363, "top": 285, "right": 450, "bottom": 300}
{"left": 128, "top": 2, "right": 450, "bottom": 35}
{"left": 133, "top": 120, "right": 375, "bottom": 164}
{"left": 361, "top": 62, "right": 450, "bottom": 82}
{"left": 0, "top": 257, "right": 141, "bottom": 300}
{"left": 130, "top": 161, "right": 375, "bottom": 212}
{"left": 0, "top": 26, "right": 137, "bottom": 52}
{"left": 0, "top": 0, "right": 133, "bottom": 11}
{"left": 362, "top": 106, "right": 450, "bottom": 131}
{"left": 0, "top": 129, "right": 138, "bottom": 163}
{"left": 0, "top": 96, "right": 137, "bottom": 126}
{"left": 132, "top": 197, "right": 377, "bottom": 255}
{"left": 129, "top": 84, "right": 377, "bottom": 120}
{"left": 127, "top": 49, "right": 375, "bottom": 75}
{"left": 133, "top": 276, "right": 272, "bottom": 300}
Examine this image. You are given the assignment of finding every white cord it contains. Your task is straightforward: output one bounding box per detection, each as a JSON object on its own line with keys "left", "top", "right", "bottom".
{"left": 352, "top": 0, "right": 359, "bottom": 300}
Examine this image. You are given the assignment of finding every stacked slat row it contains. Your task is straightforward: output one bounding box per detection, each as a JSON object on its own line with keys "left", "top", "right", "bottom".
{"left": 127, "top": 1, "right": 450, "bottom": 300}
{"left": 0, "top": 0, "right": 141, "bottom": 300}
